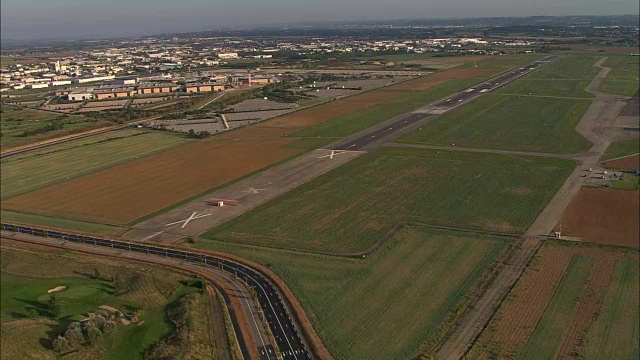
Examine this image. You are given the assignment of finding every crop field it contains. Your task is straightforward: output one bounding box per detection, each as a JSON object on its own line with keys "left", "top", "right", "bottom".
{"left": 557, "top": 187, "right": 639, "bottom": 248}
{"left": 0, "top": 107, "right": 112, "bottom": 150}
{"left": 0, "top": 244, "right": 209, "bottom": 360}
{"left": 2, "top": 137, "right": 301, "bottom": 224}
{"left": 398, "top": 95, "right": 592, "bottom": 154}
{"left": 601, "top": 138, "right": 640, "bottom": 161}
{"left": 203, "top": 147, "right": 575, "bottom": 254}
{"left": 598, "top": 55, "right": 640, "bottom": 97}
{"left": 467, "top": 242, "right": 639, "bottom": 360}
{"left": 207, "top": 226, "right": 512, "bottom": 360}
{"left": 1, "top": 129, "right": 193, "bottom": 199}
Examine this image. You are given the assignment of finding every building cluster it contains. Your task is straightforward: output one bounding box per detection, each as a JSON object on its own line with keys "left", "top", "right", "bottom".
{"left": 0, "top": 34, "right": 538, "bottom": 93}
{"left": 50, "top": 71, "right": 278, "bottom": 101}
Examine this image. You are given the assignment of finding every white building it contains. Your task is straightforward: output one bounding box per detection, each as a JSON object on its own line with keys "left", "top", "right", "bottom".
{"left": 217, "top": 52, "right": 239, "bottom": 60}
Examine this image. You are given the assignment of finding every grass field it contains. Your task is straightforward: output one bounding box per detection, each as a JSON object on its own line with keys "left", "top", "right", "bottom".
{"left": 601, "top": 138, "right": 640, "bottom": 161}
{"left": 495, "top": 79, "right": 594, "bottom": 98}
{"left": 467, "top": 242, "right": 639, "bottom": 360}
{"left": 0, "top": 107, "right": 113, "bottom": 150}
{"left": 598, "top": 55, "right": 640, "bottom": 97}
{"left": 495, "top": 55, "right": 600, "bottom": 98}
{"left": 398, "top": 95, "right": 592, "bottom": 154}
{"left": 1, "top": 129, "right": 193, "bottom": 199}
{"left": 202, "top": 147, "right": 574, "bottom": 254}
{"left": 527, "top": 55, "right": 601, "bottom": 80}
{"left": 0, "top": 245, "right": 209, "bottom": 360}
{"left": 0, "top": 210, "right": 124, "bottom": 235}
{"left": 206, "top": 226, "right": 512, "bottom": 360}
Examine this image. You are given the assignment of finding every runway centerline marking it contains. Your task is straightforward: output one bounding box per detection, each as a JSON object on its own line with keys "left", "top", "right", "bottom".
{"left": 165, "top": 211, "right": 212, "bottom": 228}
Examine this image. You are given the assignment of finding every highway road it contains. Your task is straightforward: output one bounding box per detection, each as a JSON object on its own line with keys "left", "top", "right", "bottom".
{"left": 0, "top": 223, "right": 313, "bottom": 360}
{"left": 331, "top": 55, "right": 558, "bottom": 151}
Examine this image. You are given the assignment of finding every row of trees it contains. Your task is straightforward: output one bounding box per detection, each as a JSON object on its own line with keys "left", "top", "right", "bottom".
{"left": 52, "top": 314, "right": 117, "bottom": 353}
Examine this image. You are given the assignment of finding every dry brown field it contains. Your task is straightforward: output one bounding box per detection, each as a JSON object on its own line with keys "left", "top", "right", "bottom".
{"left": 557, "top": 187, "right": 639, "bottom": 248}
{"left": 262, "top": 90, "right": 405, "bottom": 128}
{"left": 385, "top": 68, "right": 491, "bottom": 90}
{"left": 469, "top": 243, "right": 639, "bottom": 360}
{"left": 2, "top": 138, "right": 299, "bottom": 224}
{"left": 604, "top": 154, "right": 640, "bottom": 169}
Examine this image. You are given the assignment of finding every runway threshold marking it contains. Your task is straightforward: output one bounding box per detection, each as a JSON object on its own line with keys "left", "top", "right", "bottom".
{"left": 165, "top": 211, "right": 212, "bottom": 228}
{"left": 318, "top": 150, "right": 348, "bottom": 159}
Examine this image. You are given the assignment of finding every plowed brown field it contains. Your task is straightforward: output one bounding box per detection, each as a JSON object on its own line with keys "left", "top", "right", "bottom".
{"left": 557, "top": 187, "right": 639, "bottom": 248}
{"left": 260, "top": 90, "right": 405, "bottom": 129}
{"left": 386, "top": 68, "right": 491, "bottom": 90}
{"left": 2, "top": 138, "right": 299, "bottom": 224}
{"left": 603, "top": 154, "right": 640, "bottom": 169}
{"left": 469, "top": 244, "right": 638, "bottom": 359}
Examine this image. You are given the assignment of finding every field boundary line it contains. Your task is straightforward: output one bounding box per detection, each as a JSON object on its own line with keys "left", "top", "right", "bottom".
{"left": 205, "top": 222, "right": 521, "bottom": 259}
{"left": 601, "top": 152, "right": 640, "bottom": 162}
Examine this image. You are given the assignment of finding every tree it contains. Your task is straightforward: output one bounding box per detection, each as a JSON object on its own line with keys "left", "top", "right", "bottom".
{"left": 47, "top": 295, "right": 61, "bottom": 318}
{"left": 102, "top": 320, "right": 117, "bottom": 335}
{"left": 82, "top": 321, "right": 103, "bottom": 345}
{"left": 64, "top": 322, "right": 85, "bottom": 346}
{"left": 52, "top": 335, "right": 71, "bottom": 353}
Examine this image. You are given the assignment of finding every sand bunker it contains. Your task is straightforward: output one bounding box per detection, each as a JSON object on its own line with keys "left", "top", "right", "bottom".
{"left": 47, "top": 286, "right": 67, "bottom": 294}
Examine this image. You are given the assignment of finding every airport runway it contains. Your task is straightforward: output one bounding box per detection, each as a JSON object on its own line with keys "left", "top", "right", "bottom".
{"left": 330, "top": 56, "right": 557, "bottom": 151}
{"left": 124, "top": 56, "right": 560, "bottom": 246}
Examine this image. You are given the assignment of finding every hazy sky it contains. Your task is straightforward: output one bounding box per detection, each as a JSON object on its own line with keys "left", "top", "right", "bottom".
{"left": 2, "top": 0, "right": 638, "bottom": 40}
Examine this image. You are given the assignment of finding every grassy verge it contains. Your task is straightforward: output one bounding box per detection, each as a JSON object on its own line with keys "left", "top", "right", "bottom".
{"left": 0, "top": 210, "right": 124, "bottom": 235}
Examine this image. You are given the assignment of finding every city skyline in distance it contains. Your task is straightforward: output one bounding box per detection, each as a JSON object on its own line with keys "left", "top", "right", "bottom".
{"left": 2, "top": 0, "right": 639, "bottom": 41}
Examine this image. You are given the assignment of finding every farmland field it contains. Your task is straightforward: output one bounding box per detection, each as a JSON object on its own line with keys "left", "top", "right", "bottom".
{"left": 398, "top": 95, "right": 592, "bottom": 154}
{"left": 0, "top": 107, "right": 113, "bottom": 150}
{"left": 467, "top": 242, "right": 639, "bottom": 360}
{"left": 203, "top": 147, "right": 575, "bottom": 253}
{"left": 2, "top": 137, "right": 301, "bottom": 224}
{"left": 0, "top": 244, "right": 216, "bottom": 360}
{"left": 598, "top": 55, "right": 640, "bottom": 97}
{"left": 557, "top": 187, "right": 639, "bottom": 248}
{"left": 1, "top": 129, "right": 193, "bottom": 199}
{"left": 206, "top": 226, "right": 513, "bottom": 360}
